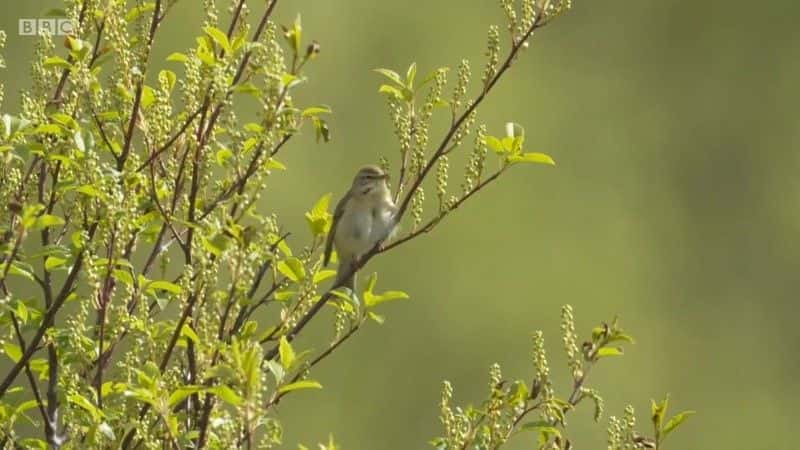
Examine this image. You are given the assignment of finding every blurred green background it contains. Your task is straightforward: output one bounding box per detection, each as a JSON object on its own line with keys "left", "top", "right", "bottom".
{"left": 3, "top": 1, "right": 800, "bottom": 448}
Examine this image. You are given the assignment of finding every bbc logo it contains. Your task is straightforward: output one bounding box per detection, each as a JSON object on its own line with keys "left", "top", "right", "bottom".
{"left": 19, "top": 19, "right": 74, "bottom": 36}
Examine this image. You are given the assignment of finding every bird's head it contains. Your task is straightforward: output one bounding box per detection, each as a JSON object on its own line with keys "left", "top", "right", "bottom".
{"left": 351, "top": 164, "right": 390, "bottom": 197}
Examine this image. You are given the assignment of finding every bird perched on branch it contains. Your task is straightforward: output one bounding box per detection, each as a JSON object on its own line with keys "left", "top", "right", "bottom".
{"left": 324, "top": 165, "right": 398, "bottom": 290}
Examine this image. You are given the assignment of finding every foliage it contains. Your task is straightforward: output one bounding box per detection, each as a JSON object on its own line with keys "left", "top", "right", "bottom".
{"left": 432, "top": 306, "right": 694, "bottom": 449}
{"left": 0, "top": 0, "right": 690, "bottom": 449}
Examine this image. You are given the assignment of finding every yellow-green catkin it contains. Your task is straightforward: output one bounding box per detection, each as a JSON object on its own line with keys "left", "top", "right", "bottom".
{"left": 463, "top": 125, "right": 488, "bottom": 193}
{"left": 607, "top": 416, "right": 623, "bottom": 450}
{"left": 483, "top": 25, "right": 501, "bottom": 89}
{"left": 532, "top": 330, "right": 557, "bottom": 422}
{"left": 581, "top": 387, "right": 605, "bottom": 422}
{"left": 501, "top": 0, "right": 518, "bottom": 37}
{"left": 436, "top": 156, "right": 449, "bottom": 212}
{"left": 411, "top": 187, "right": 425, "bottom": 231}
{"left": 451, "top": 59, "right": 471, "bottom": 113}
{"left": 561, "top": 304, "right": 582, "bottom": 379}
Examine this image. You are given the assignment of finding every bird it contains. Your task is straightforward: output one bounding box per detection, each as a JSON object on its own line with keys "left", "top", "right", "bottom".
{"left": 324, "top": 165, "right": 398, "bottom": 291}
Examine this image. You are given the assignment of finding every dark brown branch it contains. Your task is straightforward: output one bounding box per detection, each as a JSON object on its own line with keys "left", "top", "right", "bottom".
{"left": 119, "top": 0, "right": 163, "bottom": 170}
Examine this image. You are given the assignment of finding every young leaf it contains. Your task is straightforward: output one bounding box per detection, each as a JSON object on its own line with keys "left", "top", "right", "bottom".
{"left": 406, "top": 62, "right": 417, "bottom": 88}
{"left": 279, "top": 336, "right": 296, "bottom": 369}
{"left": 374, "top": 68, "right": 404, "bottom": 86}
{"left": 662, "top": 410, "right": 695, "bottom": 438}
{"left": 484, "top": 135, "right": 506, "bottom": 154}
{"left": 596, "top": 347, "right": 624, "bottom": 358}
{"left": 203, "top": 26, "right": 233, "bottom": 55}
{"left": 313, "top": 269, "right": 337, "bottom": 284}
{"left": 507, "top": 152, "right": 556, "bottom": 165}
{"left": 180, "top": 324, "right": 200, "bottom": 344}
{"left": 278, "top": 380, "right": 322, "bottom": 394}
{"left": 301, "top": 105, "right": 332, "bottom": 118}
{"left": 364, "top": 290, "right": 410, "bottom": 308}
{"left": 148, "top": 280, "right": 182, "bottom": 295}
{"left": 45, "top": 256, "right": 67, "bottom": 271}
{"left": 3, "top": 343, "right": 22, "bottom": 363}
{"left": 212, "top": 385, "right": 244, "bottom": 406}
{"left": 277, "top": 257, "right": 306, "bottom": 282}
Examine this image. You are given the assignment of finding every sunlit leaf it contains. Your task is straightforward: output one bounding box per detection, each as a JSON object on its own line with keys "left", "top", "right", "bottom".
{"left": 277, "top": 257, "right": 306, "bottom": 282}
{"left": 278, "top": 380, "right": 322, "bottom": 394}
{"left": 278, "top": 336, "right": 296, "bottom": 369}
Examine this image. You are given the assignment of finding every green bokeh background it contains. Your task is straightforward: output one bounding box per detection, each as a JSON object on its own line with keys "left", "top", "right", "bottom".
{"left": 2, "top": 1, "right": 799, "bottom": 448}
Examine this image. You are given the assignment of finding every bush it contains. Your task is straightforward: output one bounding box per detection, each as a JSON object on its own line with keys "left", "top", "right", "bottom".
{"left": 0, "top": 0, "right": 691, "bottom": 448}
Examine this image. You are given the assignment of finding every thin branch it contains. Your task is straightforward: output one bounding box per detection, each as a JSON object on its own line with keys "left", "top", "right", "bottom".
{"left": 119, "top": 0, "right": 164, "bottom": 170}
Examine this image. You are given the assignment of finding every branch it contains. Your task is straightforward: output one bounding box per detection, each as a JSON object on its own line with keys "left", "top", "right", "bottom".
{"left": 118, "top": 0, "right": 163, "bottom": 170}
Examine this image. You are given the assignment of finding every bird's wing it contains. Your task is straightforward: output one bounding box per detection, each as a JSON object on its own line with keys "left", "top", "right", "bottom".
{"left": 324, "top": 193, "right": 348, "bottom": 266}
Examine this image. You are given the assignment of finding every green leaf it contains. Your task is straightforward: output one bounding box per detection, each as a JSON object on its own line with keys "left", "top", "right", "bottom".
{"left": 313, "top": 117, "right": 331, "bottom": 143}
{"left": 374, "top": 68, "right": 403, "bottom": 86}
{"left": 596, "top": 347, "right": 624, "bottom": 358}
{"left": 140, "top": 85, "right": 156, "bottom": 109}
{"left": 4, "top": 262, "right": 34, "bottom": 281}
{"left": 277, "top": 257, "right": 306, "bottom": 283}
{"left": 608, "top": 333, "right": 636, "bottom": 344}
{"left": 168, "top": 385, "right": 205, "bottom": 408}
{"left": 305, "top": 193, "right": 332, "bottom": 236}
{"left": 45, "top": 256, "right": 67, "bottom": 271}
{"left": 125, "top": 2, "right": 155, "bottom": 21}
{"left": 15, "top": 301, "right": 29, "bottom": 323}
{"left": 313, "top": 270, "right": 337, "bottom": 284}
{"left": 301, "top": 105, "right": 332, "bottom": 118}
{"left": 33, "top": 124, "right": 63, "bottom": 135}
{"left": 484, "top": 135, "right": 505, "bottom": 154}
{"left": 3, "top": 343, "right": 22, "bottom": 363}
{"left": 406, "top": 62, "right": 417, "bottom": 88}
{"left": 35, "top": 214, "right": 65, "bottom": 229}
{"left": 166, "top": 52, "right": 189, "bottom": 63}
{"left": 662, "top": 410, "right": 695, "bottom": 438}
{"left": 364, "top": 272, "right": 378, "bottom": 296}
{"left": 378, "top": 84, "right": 404, "bottom": 100}
{"left": 279, "top": 336, "right": 296, "bottom": 369}
{"left": 212, "top": 385, "right": 243, "bottom": 406}
{"left": 43, "top": 56, "right": 72, "bottom": 70}
{"left": 50, "top": 113, "right": 78, "bottom": 130}
{"left": 364, "top": 290, "right": 410, "bottom": 308}
{"left": 265, "top": 360, "right": 285, "bottom": 383}
{"left": 367, "top": 311, "right": 385, "bottom": 325}
{"left": 274, "top": 290, "right": 296, "bottom": 302}
{"left": 215, "top": 147, "right": 234, "bottom": 166}
{"left": 203, "top": 26, "right": 233, "bottom": 54}
{"left": 76, "top": 184, "right": 101, "bottom": 197}
{"left": 266, "top": 159, "right": 287, "bottom": 170}
{"left": 278, "top": 380, "right": 322, "bottom": 394}
{"left": 507, "top": 152, "right": 556, "bottom": 166}
{"left": 67, "top": 393, "right": 104, "bottom": 421}
{"left": 148, "top": 280, "right": 182, "bottom": 295}
{"left": 516, "top": 420, "right": 561, "bottom": 442}
{"left": 180, "top": 324, "right": 199, "bottom": 344}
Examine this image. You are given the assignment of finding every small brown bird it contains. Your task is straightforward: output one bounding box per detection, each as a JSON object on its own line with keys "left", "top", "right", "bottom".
{"left": 324, "top": 165, "right": 397, "bottom": 290}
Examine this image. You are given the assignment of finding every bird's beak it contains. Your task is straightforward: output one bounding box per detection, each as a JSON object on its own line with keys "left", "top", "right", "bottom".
{"left": 380, "top": 173, "right": 390, "bottom": 180}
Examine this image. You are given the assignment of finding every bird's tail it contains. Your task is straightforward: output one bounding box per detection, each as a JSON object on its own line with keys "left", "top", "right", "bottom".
{"left": 336, "top": 259, "right": 356, "bottom": 292}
